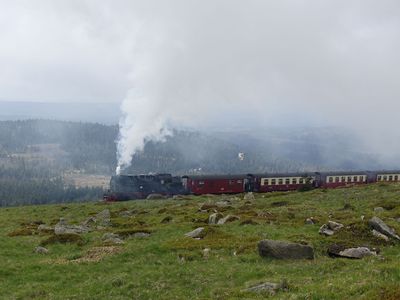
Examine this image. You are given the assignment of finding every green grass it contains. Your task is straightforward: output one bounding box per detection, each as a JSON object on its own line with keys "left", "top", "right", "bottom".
{"left": 1, "top": 184, "right": 400, "bottom": 299}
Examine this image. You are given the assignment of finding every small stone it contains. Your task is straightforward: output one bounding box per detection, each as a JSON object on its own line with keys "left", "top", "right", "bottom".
{"left": 185, "top": 227, "right": 205, "bottom": 239}
{"left": 368, "top": 217, "right": 400, "bottom": 241}
{"left": 372, "top": 229, "right": 389, "bottom": 241}
{"left": 35, "top": 246, "right": 49, "bottom": 254}
{"left": 102, "top": 232, "right": 121, "bottom": 240}
{"left": 319, "top": 221, "right": 343, "bottom": 236}
{"left": 327, "top": 221, "right": 344, "bottom": 231}
{"left": 374, "top": 207, "right": 385, "bottom": 213}
{"left": 132, "top": 232, "right": 151, "bottom": 238}
{"left": 217, "top": 215, "right": 240, "bottom": 225}
{"left": 202, "top": 248, "right": 211, "bottom": 258}
{"left": 305, "top": 218, "right": 315, "bottom": 225}
{"left": 216, "top": 199, "right": 232, "bottom": 207}
{"left": 54, "top": 218, "right": 89, "bottom": 235}
{"left": 244, "top": 280, "right": 288, "bottom": 295}
{"left": 102, "top": 232, "right": 125, "bottom": 245}
{"left": 338, "top": 247, "right": 377, "bottom": 259}
{"left": 102, "top": 232, "right": 124, "bottom": 244}
{"left": 319, "top": 224, "right": 334, "bottom": 236}
{"left": 208, "top": 213, "right": 223, "bottom": 224}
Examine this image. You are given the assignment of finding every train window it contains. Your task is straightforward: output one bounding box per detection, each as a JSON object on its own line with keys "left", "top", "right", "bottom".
{"left": 262, "top": 179, "right": 268, "bottom": 186}
{"left": 377, "top": 175, "right": 381, "bottom": 181}
{"left": 291, "top": 178, "right": 297, "bottom": 184}
{"left": 389, "top": 176, "right": 393, "bottom": 181}
{"left": 347, "top": 176, "right": 352, "bottom": 182}
{"left": 353, "top": 176, "right": 358, "bottom": 182}
{"left": 341, "top": 176, "right": 346, "bottom": 182}
{"left": 271, "top": 179, "right": 276, "bottom": 185}
{"left": 285, "top": 178, "right": 290, "bottom": 185}
{"left": 335, "top": 177, "right": 340, "bottom": 183}
{"left": 395, "top": 175, "right": 399, "bottom": 181}
{"left": 328, "top": 177, "right": 333, "bottom": 183}
{"left": 278, "top": 178, "right": 283, "bottom": 185}
{"left": 383, "top": 176, "right": 387, "bottom": 181}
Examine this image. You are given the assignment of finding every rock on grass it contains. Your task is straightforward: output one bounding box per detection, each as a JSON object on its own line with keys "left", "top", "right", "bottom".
{"left": 185, "top": 227, "right": 206, "bottom": 239}
{"left": 258, "top": 240, "right": 314, "bottom": 260}
{"left": 368, "top": 217, "right": 400, "bottom": 241}
{"left": 243, "top": 280, "right": 288, "bottom": 295}
{"left": 35, "top": 246, "right": 49, "bottom": 254}
{"left": 208, "top": 213, "right": 223, "bottom": 224}
{"left": 217, "top": 215, "right": 240, "bottom": 225}
{"left": 328, "top": 244, "right": 377, "bottom": 259}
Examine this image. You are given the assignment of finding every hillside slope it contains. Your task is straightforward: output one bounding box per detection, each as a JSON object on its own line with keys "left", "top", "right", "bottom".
{"left": 1, "top": 184, "right": 400, "bottom": 299}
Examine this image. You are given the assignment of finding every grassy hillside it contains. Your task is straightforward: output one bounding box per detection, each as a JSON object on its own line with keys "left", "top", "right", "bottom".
{"left": 1, "top": 184, "right": 400, "bottom": 299}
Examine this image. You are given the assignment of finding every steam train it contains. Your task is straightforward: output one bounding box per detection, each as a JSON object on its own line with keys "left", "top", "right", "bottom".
{"left": 103, "top": 170, "right": 400, "bottom": 201}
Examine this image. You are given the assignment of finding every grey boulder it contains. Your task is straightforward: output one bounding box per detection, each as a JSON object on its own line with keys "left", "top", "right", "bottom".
{"left": 319, "top": 221, "right": 344, "bottom": 236}
{"left": 338, "top": 247, "right": 377, "bottom": 259}
{"left": 372, "top": 229, "right": 389, "bottom": 241}
{"left": 258, "top": 240, "right": 314, "bottom": 260}
{"left": 35, "top": 246, "right": 49, "bottom": 254}
{"left": 368, "top": 217, "right": 400, "bottom": 241}
{"left": 54, "top": 218, "right": 89, "bottom": 235}
{"left": 185, "top": 227, "right": 205, "bottom": 239}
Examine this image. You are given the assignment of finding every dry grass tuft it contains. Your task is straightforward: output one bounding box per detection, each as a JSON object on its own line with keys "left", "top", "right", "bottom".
{"left": 40, "top": 233, "right": 85, "bottom": 246}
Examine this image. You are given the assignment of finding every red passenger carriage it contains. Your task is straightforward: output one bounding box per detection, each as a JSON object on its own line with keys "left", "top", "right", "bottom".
{"left": 182, "top": 175, "right": 249, "bottom": 195}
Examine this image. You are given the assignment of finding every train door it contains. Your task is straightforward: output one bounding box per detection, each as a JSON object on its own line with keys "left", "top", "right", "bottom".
{"left": 244, "top": 174, "right": 255, "bottom": 192}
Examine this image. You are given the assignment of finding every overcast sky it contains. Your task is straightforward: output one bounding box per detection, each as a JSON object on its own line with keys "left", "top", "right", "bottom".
{"left": 1, "top": 1, "right": 400, "bottom": 168}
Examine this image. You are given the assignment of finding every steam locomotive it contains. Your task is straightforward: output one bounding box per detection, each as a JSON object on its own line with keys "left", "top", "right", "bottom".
{"left": 103, "top": 170, "right": 400, "bottom": 201}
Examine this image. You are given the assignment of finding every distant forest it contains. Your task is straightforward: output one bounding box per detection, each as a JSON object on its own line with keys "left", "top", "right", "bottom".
{"left": 0, "top": 119, "right": 387, "bottom": 206}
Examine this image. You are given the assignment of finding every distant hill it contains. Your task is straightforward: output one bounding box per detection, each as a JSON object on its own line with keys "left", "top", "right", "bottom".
{"left": 0, "top": 101, "right": 121, "bottom": 125}
{"left": 0, "top": 119, "right": 394, "bottom": 206}
{"left": 0, "top": 119, "right": 388, "bottom": 176}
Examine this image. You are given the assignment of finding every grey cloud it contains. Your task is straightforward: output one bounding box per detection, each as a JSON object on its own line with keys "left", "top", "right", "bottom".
{"left": 0, "top": 1, "right": 399, "bottom": 169}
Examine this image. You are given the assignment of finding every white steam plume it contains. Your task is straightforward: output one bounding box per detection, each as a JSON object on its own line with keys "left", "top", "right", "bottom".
{"left": 113, "top": 1, "right": 400, "bottom": 173}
